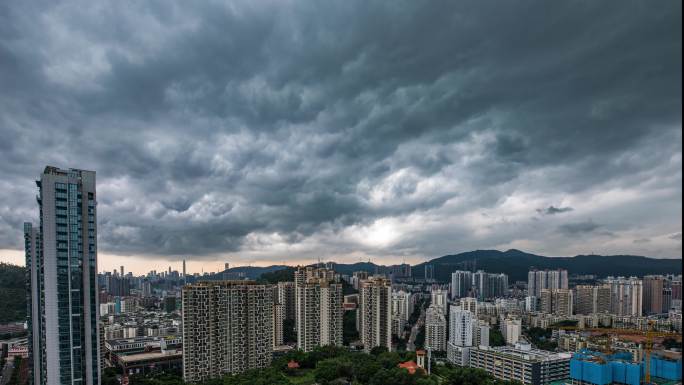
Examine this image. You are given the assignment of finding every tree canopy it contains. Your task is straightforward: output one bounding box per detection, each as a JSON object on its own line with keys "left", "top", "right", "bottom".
{"left": 129, "top": 346, "right": 525, "bottom": 385}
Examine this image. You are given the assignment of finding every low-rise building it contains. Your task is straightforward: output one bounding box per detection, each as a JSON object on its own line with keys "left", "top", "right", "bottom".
{"left": 469, "top": 343, "right": 571, "bottom": 385}
{"left": 115, "top": 349, "right": 183, "bottom": 377}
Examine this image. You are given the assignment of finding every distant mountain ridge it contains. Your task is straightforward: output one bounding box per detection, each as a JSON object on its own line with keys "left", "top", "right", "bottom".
{"left": 212, "top": 249, "right": 682, "bottom": 283}
{"left": 412, "top": 249, "right": 682, "bottom": 282}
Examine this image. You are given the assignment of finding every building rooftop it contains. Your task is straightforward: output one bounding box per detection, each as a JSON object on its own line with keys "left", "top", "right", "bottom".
{"left": 398, "top": 361, "right": 424, "bottom": 375}
{"left": 117, "top": 349, "right": 182, "bottom": 364}
{"left": 476, "top": 344, "right": 572, "bottom": 362}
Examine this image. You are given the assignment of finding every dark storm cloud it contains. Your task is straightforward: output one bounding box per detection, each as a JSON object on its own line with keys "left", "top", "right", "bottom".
{"left": 0, "top": 0, "right": 681, "bottom": 262}
{"left": 537, "top": 206, "right": 574, "bottom": 215}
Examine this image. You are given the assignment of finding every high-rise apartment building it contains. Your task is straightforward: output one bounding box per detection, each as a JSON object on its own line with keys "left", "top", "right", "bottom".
{"left": 528, "top": 269, "right": 568, "bottom": 298}
{"left": 295, "top": 266, "right": 336, "bottom": 286}
{"left": 446, "top": 305, "right": 473, "bottom": 366}
{"left": 672, "top": 277, "right": 682, "bottom": 300}
{"left": 594, "top": 285, "right": 612, "bottom": 315}
{"left": 449, "top": 306, "right": 474, "bottom": 347}
{"left": 459, "top": 297, "right": 478, "bottom": 317}
{"left": 24, "top": 223, "right": 42, "bottom": 385}
{"left": 273, "top": 303, "right": 284, "bottom": 347}
{"left": 391, "top": 315, "right": 406, "bottom": 337}
{"left": 473, "top": 321, "right": 490, "bottom": 347}
{"left": 295, "top": 267, "right": 343, "bottom": 352}
{"left": 425, "top": 305, "right": 447, "bottom": 352}
{"left": 540, "top": 289, "right": 555, "bottom": 315}
{"left": 26, "top": 167, "right": 100, "bottom": 385}
{"left": 389, "top": 264, "right": 412, "bottom": 279}
{"left": 181, "top": 281, "right": 274, "bottom": 382}
{"left": 359, "top": 277, "right": 392, "bottom": 352}
{"left": 391, "top": 290, "right": 413, "bottom": 321}
{"left": 277, "top": 282, "right": 296, "bottom": 321}
{"left": 555, "top": 289, "right": 573, "bottom": 316}
{"left": 662, "top": 287, "right": 672, "bottom": 313}
{"left": 605, "top": 277, "right": 643, "bottom": 317}
{"left": 574, "top": 285, "right": 611, "bottom": 315}
{"left": 451, "top": 270, "right": 473, "bottom": 299}
{"left": 503, "top": 319, "right": 522, "bottom": 345}
{"left": 351, "top": 271, "right": 369, "bottom": 290}
{"left": 431, "top": 288, "right": 449, "bottom": 314}
{"left": 472, "top": 271, "right": 509, "bottom": 300}
{"left": 425, "top": 265, "right": 435, "bottom": 281}
{"left": 540, "top": 289, "right": 573, "bottom": 316}
{"left": 643, "top": 275, "right": 666, "bottom": 315}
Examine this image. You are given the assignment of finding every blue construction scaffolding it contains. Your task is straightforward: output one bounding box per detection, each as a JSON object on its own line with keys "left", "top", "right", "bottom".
{"left": 570, "top": 349, "right": 682, "bottom": 385}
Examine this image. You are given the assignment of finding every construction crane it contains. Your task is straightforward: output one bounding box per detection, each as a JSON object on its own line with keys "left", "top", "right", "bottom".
{"left": 643, "top": 320, "right": 656, "bottom": 385}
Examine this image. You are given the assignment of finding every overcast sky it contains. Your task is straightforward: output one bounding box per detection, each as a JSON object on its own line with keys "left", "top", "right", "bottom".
{"left": 1, "top": 1, "right": 681, "bottom": 274}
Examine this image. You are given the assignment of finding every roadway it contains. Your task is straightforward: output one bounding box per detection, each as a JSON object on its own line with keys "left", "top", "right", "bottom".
{"left": 407, "top": 305, "right": 426, "bottom": 351}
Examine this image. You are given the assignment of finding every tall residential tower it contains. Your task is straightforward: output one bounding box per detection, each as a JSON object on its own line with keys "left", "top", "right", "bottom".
{"left": 26, "top": 167, "right": 100, "bottom": 385}
{"left": 359, "top": 277, "right": 392, "bottom": 352}
{"left": 181, "top": 281, "right": 274, "bottom": 382}
{"left": 294, "top": 267, "right": 343, "bottom": 352}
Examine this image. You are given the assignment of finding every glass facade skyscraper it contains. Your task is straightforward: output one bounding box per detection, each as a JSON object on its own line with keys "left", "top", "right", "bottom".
{"left": 26, "top": 166, "right": 100, "bottom": 385}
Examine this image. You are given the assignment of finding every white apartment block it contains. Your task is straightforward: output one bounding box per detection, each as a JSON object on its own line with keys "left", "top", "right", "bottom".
{"left": 447, "top": 305, "right": 474, "bottom": 366}
{"left": 525, "top": 296, "right": 537, "bottom": 312}
{"left": 425, "top": 305, "right": 447, "bottom": 352}
{"left": 605, "top": 276, "right": 643, "bottom": 317}
{"left": 459, "top": 297, "right": 478, "bottom": 317}
{"left": 391, "top": 290, "right": 414, "bottom": 321}
{"left": 359, "top": 277, "right": 393, "bottom": 352}
{"left": 295, "top": 267, "right": 343, "bottom": 352}
{"left": 503, "top": 319, "right": 522, "bottom": 345}
{"left": 181, "top": 281, "right": 274, "bottom": 382}
{"left": 449, "top": 306, "right": 474, "bottom": 347}
{"left": 528, "top": 269, "right": 568, "bottom": 298}
{"left": 473, "top": 321, "right": 490, "bottom": 347}
{"left": 431, "top": 289, "right": 449, "bottom": 315}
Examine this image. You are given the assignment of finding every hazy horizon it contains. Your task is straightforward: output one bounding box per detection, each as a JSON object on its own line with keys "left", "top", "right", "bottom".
{"left": 1, "top": 247, "right": 681, "bottom": 276}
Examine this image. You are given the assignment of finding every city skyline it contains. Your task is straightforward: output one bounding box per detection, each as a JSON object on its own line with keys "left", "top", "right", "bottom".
{"left": 1, "top": 2, "right": 681, "bottom": 385}
{"left": 1, "top": 1, "right": 682, "bottom": 273}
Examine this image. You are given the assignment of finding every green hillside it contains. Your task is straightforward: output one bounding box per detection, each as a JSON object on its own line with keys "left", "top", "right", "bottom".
{"left": 0, "top": 263, "right": 26, "bottom": 323}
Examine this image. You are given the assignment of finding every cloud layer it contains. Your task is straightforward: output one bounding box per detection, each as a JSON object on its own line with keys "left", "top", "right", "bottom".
{"left": 1, "top": 0, "right": 681, "bottom": 270}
